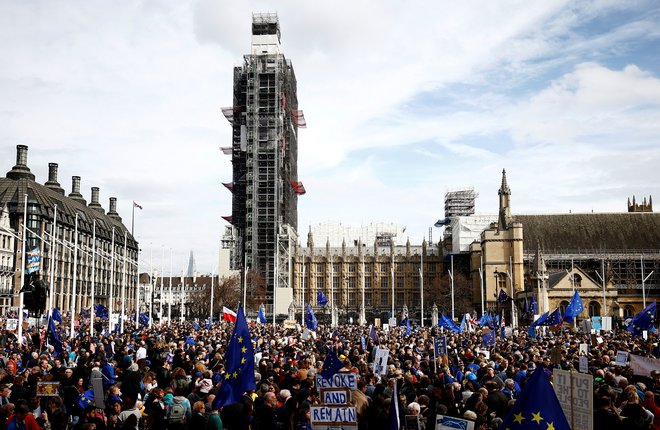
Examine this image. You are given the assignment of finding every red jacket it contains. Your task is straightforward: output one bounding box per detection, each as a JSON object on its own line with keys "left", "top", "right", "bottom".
{"left": 4, "top": 413, "right": 42, "bottom": 430}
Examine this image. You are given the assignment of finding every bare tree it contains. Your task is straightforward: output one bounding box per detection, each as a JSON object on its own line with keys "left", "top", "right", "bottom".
{"left": 187, "top": 275, "right": 242, "bottom": 319}
{"left": 425, "top": 272, "right": 473, "bottom": 317}
{"left": 245, "top": 269, "right": 268, "bottom": 312}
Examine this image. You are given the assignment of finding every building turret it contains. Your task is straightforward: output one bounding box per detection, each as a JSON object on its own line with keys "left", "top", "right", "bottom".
{"left": 498, "top": 169, "right": 512, "bottom": 231}
{"left": 69, "top": 176, "right": 86, "bottom": 205}
{"left": 44, "top": 163, "right": 65, "bottom": 194}
{"left": 6, "top": 145, "right": 35, "bottom": 181}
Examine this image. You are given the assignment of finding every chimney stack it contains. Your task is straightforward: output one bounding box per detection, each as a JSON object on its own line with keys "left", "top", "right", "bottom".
{"left": 108, "top": 197, "right": 122, "bottom": 222}
{"left": 44, "top": 163, "right": 65, "bottom": 194}
{"left": 6, "top": 145, "right": 35, "bottom": 180}
{"left": 88, "top": 187, "right": 104, "bottom": 213}
{"left": 69, "top": 176, "right": 87, "bottom": 205}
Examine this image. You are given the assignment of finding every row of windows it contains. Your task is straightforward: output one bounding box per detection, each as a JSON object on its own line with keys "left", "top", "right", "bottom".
{"left": 308, "top": 262, "right": 437, "bottom": 273}
{"left": 312, "top": 291, "right": 420, "bottom": 307}
{"left": 309, "top": 276, "right": 425, "bottom": 289}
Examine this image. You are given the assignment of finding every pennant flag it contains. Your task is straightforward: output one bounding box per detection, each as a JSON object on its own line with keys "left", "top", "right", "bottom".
{"left": 482, "top": 330, "right": 496, "bottom": 347}
{"left": 51, "top": 307, "right": 62, "bottom": 324}
{"left": 438, "top": 313, "right": 461, "bottom": 333}
{"left": 222, "top": 306, "right": 237, "bottom": 323}
{"left": 306, "top": 305, "right": 318, "bottom": 330}
{"left": 213, "top": 305, "right": 256, "bottom": 408}
{"left": 139, "top": 313, "right": 149, "bottom": 326}
{"left": 133, "top": 201, "right": 143, "bottom": 210}
{"left": 258, "top": 306, "right": 267, "bottom": 324}
{"left": 369, "top": 324, "right": 379, "bottom": 345}
{"left": 320, "top": 350, "right": 344, "bottom": 379}
{"left": 388, "top": 375, "right": 401, "bottom": 430}
{"left": 77, "top": 389, "right": 95, "bottom": 410}
{"left": 317, "top": 289, "right": 328, "bottom": 307}
{"left": 26, "top": 247, "right": 41, "bottom": 274}
{"left": 497, "top": 288, "right": 512, "bottom": 304}
{"left": 47, "top": 315, "right": 63, "bottom": 357}
{"left": 94, "top": 304, "right": 108, "bottom": 320}
{"left": 500, "top": 368, "right": 570, "bottom": 430}
{"left": 530, "top": 295, "right": 538, "bottom": 314}
{"left": 563, "top": 290, "right": 584, "bottom": 323}
{"left": 627, "top": 301, "right": 657, "bottom": 337}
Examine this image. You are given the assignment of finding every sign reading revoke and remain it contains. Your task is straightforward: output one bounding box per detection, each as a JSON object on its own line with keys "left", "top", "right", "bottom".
{"left": 312, "top": 372, "right": 358, "bottom": 430}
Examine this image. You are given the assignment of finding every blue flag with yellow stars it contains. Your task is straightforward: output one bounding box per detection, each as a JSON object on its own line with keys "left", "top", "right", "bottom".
{"left": 258, "top": 306, "right": 267, "bottom": 324}
{"left": 530, "top": 295, "right": 538, "bottom": 314}
{"left": 498, "top": 288, "right": 512, "bottom": 303}
{"left": 500, "top": 367, "right": 570, "bottom": 430}
{"left": 77, "top": 389, "right": 95, "bottom": 410}
{"left": 320, "top": 350, "right": 344, "bottom": 379}
{"left": 317, "top": 289, "right": 328, "bottom": 307}
{"left": 47, "top": 315, "right": 63, "bottom": 357}
{"left": 306, "top": 304, "right": 318, "bottom": 330}
{"left": 438, "top": 313, "right": 461, "bottom": 333}
{"left": 544, "top": 307, "right": 563, "bottom": 326}
{"left": 213, "top": 305, "right": 255, "bottom": 408}
{"left": 482, "top": 330, "right": 496, "bottom": 347}
{"left": 530, "top": 311, "right": 549, "bottom": 327}
{"left": 563, "top": 290, "right": 584, "bottom": 323}
{"left": 139, "top": 313, "right": 149, "bottom": 326}
{"left": 51, "top": 307, "right": 62, "bottom": 324}
{"left": 94, "top": 303, "right": 109, "bottom": 319}
{"left": 628, "top": 301, "right": 656, "bottom": 336}
{"left": 369, "top": 324, "right": 379, "bottom": 345}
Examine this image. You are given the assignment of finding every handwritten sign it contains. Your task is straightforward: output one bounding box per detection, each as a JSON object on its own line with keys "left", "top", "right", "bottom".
{"left": 315, "top": 372, "right": 357, "bottom": 390}
{"left": 311, "top": 406, "right": 357, "bottom": 430}
{"left": 553, "top": 369, "right": 593, "bottom": 430}
{"left": 320, "top": 388, "right": 351, "bottom": 405}
{"left": 616, "top": 351, "right": 629, "bottom": 367}
{"left": 435, "top": 414, "right": 475, "bottom": 430}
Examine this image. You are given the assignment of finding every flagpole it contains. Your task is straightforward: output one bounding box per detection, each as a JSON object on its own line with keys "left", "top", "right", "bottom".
{"left": 390, "top": 260, "right": 394, "bottom": 321}
{"left": 90, "top": 220, "right": 96, "bottom": 337}
{"left": 18, "top": 194, "right": 28, "bottom": 344}
{"left": 70, "top": 213, "right": 79, "bottom": 340}
{"left": 109, "top": 228, "right": 115, "bottom": 333}
{"left": 48, "top": 204, "right": 57, "bottom": 318}
{"left": 360, "top": 256, "right": 365, "bottom": 326}
{"left": 301, "top": 259, "right": 305, "bottom": 326}
{"left": 273, "top": 233, "right": 278, "bottom": 334}
{"left": 210, "top": 268, "right": 215, "bottom": 322}
{"left": 168, "top": 248, "right": 172, "bottom": 323}
{"left": 479, "top": 255, "right": 485, "bottom": 316}
{"left": 331, "top": 256, "right": 335, "bottom": 327}
{"left": 509, "top": 256, "right": 517, "bottom": 329}
{"left": 149, "top": 244, "right": 153, "bottom": 328}
{"left": 131, "top": 202, "right": 135, "bottom": 237}
{"left": 242, "top": 253, "right": 247, "bottom": 311}
{"left": 180, "top": 269, "right": 185, "bottom": 320}
{"left": 450, "top": 254, "right": 455, "bottom": 321}
{"left": 420, "top": 250, "right": 424, "bottom": 327}
{"left": 160, "top": 246, "right": 164, "bottom": 322}
{"left": 134, "top": 237, "right": 140, "bottom": 327}
{"left": 120, "top": 231, "right": 127, "bottom": 334}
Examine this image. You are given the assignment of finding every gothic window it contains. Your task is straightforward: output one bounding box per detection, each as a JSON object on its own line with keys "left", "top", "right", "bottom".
{"left": 380, "top": 278, "right": 388, "bottom": 289}
{"left": 316, "top": 277, "right": 324, "bottom": 290}
{"left": 349, "top": 264, "right": 356, "bottom": 273}
{"left": 364, "top": 263, "right": 371, "bottom": 273}
{"left": 365, "top": 277, "right": 372, "bottom": 289}
{"left": 396, "top": 292, "right": 404, "bottom": 306}
{"left": 571, "top": 274, "right": 582, "bottom": 288}
{"left": 381, "top": 263, "right": 388, "bottom": 273}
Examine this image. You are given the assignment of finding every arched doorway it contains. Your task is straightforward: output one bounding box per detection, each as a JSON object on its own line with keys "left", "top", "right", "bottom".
{"left": 559, "top": 300, "right": 569, "bottom": 316}
{"left": 588, "top": 301, "right": 600, "bottom": 317}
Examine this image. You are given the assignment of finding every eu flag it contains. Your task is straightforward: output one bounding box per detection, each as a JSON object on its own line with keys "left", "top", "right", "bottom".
{"left": 500, "top": 367, "right": 570, "bottom": 430}
{"left": 320, "top": 350, "right": 344, "bottom": 379}
{"left": 51, "top": 307, "right": 62, "bottom": 324}
{"left": 399, "top": 316, "right": 411, "bottom": 335}
{"left": 47, "top": 315, "right": 63, "bottom": 357}
{"left": 498, "top": 288, "right": 512, "bottom": 304}
{"left": 627, "top": 301, "right": 656, "bottom": 336}
{"left": 317, "top": 289, "right": 328, "bottom": 307}
{"left": 139, "top": 313, "right": 149, "bottom": 326}
{"left": 94, "top": 304, "right": 109, "bottom": 320}
{"left": 530, "top": 295, "right": 538, "bottom": 314}
{"left": 478, "top": 312, "right": 493, "bottom": 327}
{"left": 213, "top": 305, "right": 256, "bottom": 408}
{"left": 258, "top": 306, "right": 267, "bottom": 324}
{"left": 77, "top": 389, "right": 95, "bottom": 410}
{"left": 369, "top": 324, "right": 379, "bottom": 345}
{"left": 563, "top": 290, "right": 584, "bottom": 323}
{"left": 306, "top": 305, "right": 318, "bottom": 330}
{"left": 193, "top": 322, "right": 200, "bottom": 330}
{"left": 482, "top": 330, "right": 496, "bottom": 347}
{"left": 545, "top": 308, "right": 563, "bottom": 326}
{"left": 531, "top": 311, "right": 549, "bottom": 327}
{"left": 438, "top": 313, "right": 461, "bottom": 333}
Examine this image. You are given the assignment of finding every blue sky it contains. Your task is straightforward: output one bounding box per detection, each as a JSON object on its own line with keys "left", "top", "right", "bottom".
{"left": 1, "top": 0, "right": 659, "bottom": 273}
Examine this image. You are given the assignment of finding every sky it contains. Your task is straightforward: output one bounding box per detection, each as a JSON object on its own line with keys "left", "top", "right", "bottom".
{"left": 1, "top": 0, "right": 659, "bottom": 274}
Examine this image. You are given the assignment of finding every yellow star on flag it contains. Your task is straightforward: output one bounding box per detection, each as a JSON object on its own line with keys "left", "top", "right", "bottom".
{"left": 513, "top": 413, "right": 525, "bottom": 424}
{"left": 224, "top": 373, "right": 231, "bottom": 380}
{"left": 531, "top": 412, "right": 543, "bottom": 424}
{"left": 546, "top": 422, "right": 555, "bottom": 430}
{"left": 241, "top": 357, "right": 246, "bottom": 364}
{"left": 238, "top": 336, "right": 243, "bottom": 343}
{"left": 242, "top": 346, "right": 247, "bottom": 353}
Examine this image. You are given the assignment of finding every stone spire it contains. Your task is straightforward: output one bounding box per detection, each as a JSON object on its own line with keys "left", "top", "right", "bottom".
{"left": 497, "top": 169, "right": 512, "bottom": 231}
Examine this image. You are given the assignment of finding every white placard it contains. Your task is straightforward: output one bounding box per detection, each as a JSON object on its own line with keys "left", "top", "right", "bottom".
{"left": 579, "top": 356, "right": 589, "bottom": 373}
{"left": 553, "top": 369, "right": 593, "bottom": 430}
{"left": 389, "top": 317, "right": 397, "bottom": 327}
{"left": 579, "top": 344, "right": 588, "bottom": 355}
{"left": 311, "top": 406, "right": 357, "bottom": 430}
{"left": 373, "top": 347, "right": 390, "bottom": 376}
{"left": 435, "top": 414, "right": 475, "bottom": 430}
{"left": 315, "top": 373, "right": 358, "bottom": 390}
{"left": 6, "top": 319, "right": 18, "bottom": 331}
{"left": 615, "top": 351, "right": 629, "bottom": 366}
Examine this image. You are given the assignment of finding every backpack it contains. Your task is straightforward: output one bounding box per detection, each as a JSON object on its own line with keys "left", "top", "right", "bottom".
{"left": 167, "top": 400, "right": 187, "bottom": 425}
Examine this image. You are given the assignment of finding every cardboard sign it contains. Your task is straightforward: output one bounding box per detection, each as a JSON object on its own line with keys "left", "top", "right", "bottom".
{"left": 591, "top": 316, "right": 602, "bottom": 331}
{"left": 553, "top": 369, "right": 593, "bottom": 430}
{"left": 6, "top": 319, "right": 18, "bottom": 331}
{"left": 36, "top": 382, "right": 60, "bottom": 396}
{"left": 319, "top": 388, "right": 351, "bottom": 405}
{"left": 374, "top": 318, "right": 381, "bottom": 328}
{"left": 373, "top": 347, "right": 390, "bottom": 376}
{"left": 579, "top": 344, "right": 588, "bottom": 356}
{"left": 311, "top": 406, "right": 357, "bottom": 430}
{"left": 615, "top": 351, "right": 629, "bottom": 367}
{"left": 315, "top": 373, "right": 357, "bottom": 390}
{"left": 283, "top": 319, "right": 297, "bottom": 329}
{"left": 435, "top": 414, "right": 475, "bottom": 430}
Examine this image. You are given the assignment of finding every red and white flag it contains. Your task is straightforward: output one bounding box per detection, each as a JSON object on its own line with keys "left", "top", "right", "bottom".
{"left": 222, "top": 306, "right": 237, "bottom": 323}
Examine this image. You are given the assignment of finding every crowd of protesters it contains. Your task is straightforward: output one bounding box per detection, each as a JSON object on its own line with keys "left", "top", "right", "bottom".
{"left": 0, "top": 315, "right": 659, "bottom": 430}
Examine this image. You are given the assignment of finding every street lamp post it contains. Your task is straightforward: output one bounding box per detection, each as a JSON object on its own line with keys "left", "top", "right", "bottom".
{"left": 642, "top": 256, "right": 655, "bottom": 309}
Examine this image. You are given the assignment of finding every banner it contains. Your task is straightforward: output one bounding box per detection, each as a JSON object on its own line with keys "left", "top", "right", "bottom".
{"left": 630, "top": 354, "right": 660, "bottom": 377}
{"left": 26, "top": 247, "right": 41, "bottom": 274}
{"left": 435, "top": 414, "right": 474, "bottom": 430}
{"left": 373, "top": 347, "right": 390, "bottom": 376}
